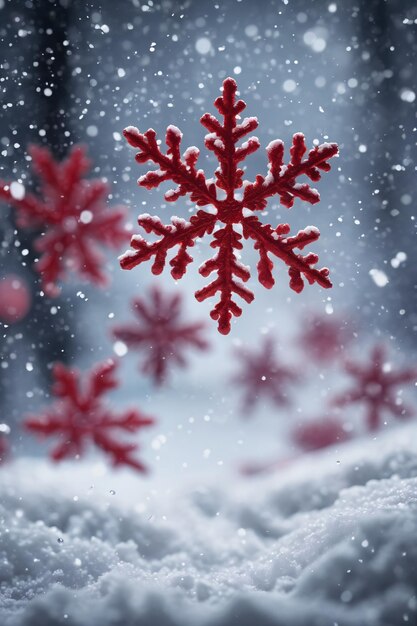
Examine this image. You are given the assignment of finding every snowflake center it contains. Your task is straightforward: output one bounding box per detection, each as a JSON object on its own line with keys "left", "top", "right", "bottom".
{"left": 217, "top": 198, "right": 244, "bottom": 224}
{"left": 365, "top": 381, "right": 383, "bottom": 397}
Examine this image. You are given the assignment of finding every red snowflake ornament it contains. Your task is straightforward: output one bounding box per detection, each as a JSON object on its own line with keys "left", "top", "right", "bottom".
{"left": 233, "top": 338, "right": 298, "bottom": 413}
{"left": 332, "top": 345, "right": 417, "bottom": 431}
{"left": 0, "top": 145, "right": 129, "bottom": 296}
{"left": 112, "top": 286, "right": 208, "bottom": 385}
{"left": 298, "top": 312, "right": 353, "bottom": 363}
{"left": 24, "top": 359, "right": 154, "bottom": 472}
{"left": 120, "top": 78, "right": 338, "bottom": 334}
{"left": 292, "top": 416, "right": 352, "bottom": 452}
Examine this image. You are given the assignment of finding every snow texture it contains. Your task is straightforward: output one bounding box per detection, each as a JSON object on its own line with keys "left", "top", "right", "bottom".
{"left": 1, "top": 425, "right": 417, "bottom": 626}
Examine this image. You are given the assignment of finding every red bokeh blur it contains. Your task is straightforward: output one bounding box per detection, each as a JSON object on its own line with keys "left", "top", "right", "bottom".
{"left": 0, "top": 274, "right": 31, "bottom": 323}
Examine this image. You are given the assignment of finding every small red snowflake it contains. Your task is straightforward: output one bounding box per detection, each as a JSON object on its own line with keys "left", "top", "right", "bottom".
{"left": 0, "top": 145, "right": 129, "bottom": 296}
{"left": 232, "top": 338, "right": 298, "bottom": 413}
{"left": 24, "top": 359, "right": 154, "bottom": 472}
{"left": 112, "top": 286, "right": 208, "bottom": 385}
{"left": 332, "top": 345, "right": 417, "bottom": 431}
{"left": 298, "top": 312, "right": 353, "bottom": 363}
{"left": 292, "top": 416, "right": 352, "bottom": 452}
{"left": 119, "top": 78, "right": 338, "bottom": 334}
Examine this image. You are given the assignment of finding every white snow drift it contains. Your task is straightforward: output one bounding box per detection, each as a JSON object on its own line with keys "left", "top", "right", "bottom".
{"left": 1, "top": 425, "right": 417, "bottom": 626}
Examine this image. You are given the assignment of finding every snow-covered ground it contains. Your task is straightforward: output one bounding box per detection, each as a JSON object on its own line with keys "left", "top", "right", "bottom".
{"left": 1, "top": 424, "right": 417, "bottom": 626}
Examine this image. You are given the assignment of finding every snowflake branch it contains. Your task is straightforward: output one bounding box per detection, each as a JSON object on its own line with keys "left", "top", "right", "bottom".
{"left": 200, "top": 77, "right": 260, "bottom": 196}
{"left": 243, "top": 134, "right": 339, "bottom": 210}
{"left": 0, "top": 184, "right": 51, "bottom": 226}
{"left": 119, "top": 210, "right": 217, "bottom": 278}
{"left": 243, "top": 216, "right": 332, "bottom": 293}
{"left": 196, "top": 224, "right": 254, "bottom": 335}
{"left": 123, "top": 125, "right": 218, "bottom": 206}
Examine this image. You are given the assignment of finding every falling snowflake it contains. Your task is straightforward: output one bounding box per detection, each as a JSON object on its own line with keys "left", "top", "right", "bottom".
{"left": 0, "top": 145, "right": 129, "bottom": 296}
{"left": 112, "top": 286, "right": 208, "bottom": 385}
{"left": 332, "top": 345, "right": 417, "bottom": 431}
{"left": 292, "top": 416, "right": 352, "bottom": 451}
{"left": 24, "top": 359, "right": 154, "bottom": 472}
{"left": 119, "top": 77, "right": 338, "bottom": 334}
{"left": 298, "top": 312, "right": 353, "bottom": 363}
{"left": 232, "top": 337, "right": 298, "bottom": 413}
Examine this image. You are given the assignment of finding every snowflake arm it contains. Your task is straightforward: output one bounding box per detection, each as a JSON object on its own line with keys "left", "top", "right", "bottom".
{"left": 119, "top": 211, "right": 217, "bottom": 277}
{"left": 243, "top": 133, "right": 339, "bottom": 211}
{"left": 242, "top": 216, "right": 331, "bottom": 293}
{"left": 120, "top": 78, "right": 338, "bottom": 334}
{"left": 123, "top": 124, "right": 218, "bottom": 206}
{"left": 24, "top": 359, "right": 155, "bottom": 472}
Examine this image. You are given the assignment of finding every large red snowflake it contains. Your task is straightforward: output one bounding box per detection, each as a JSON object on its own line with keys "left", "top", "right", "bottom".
{"left": 332, "top": 345, "right": 417, "bottom": 431}
{"left": 0, "top": 145, "right": 128, "bottom": 296}
{"left": 24, "top": 359, "right": 154, "bottom": 472}
{"left": 120, "top": 78, "right": 338, "bottom": 334}
{"left": 232, "top": 338, "right": 298, "bottom": 413}
{"left": 112, "top": 286, "right": 208, "bottom": 385}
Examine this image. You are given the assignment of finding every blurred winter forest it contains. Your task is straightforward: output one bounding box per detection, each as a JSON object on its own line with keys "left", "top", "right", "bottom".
{"left": 0, "top": 0, "right": 417, "bottom": 480}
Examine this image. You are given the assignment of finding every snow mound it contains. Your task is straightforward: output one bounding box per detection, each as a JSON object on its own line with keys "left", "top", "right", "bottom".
{"left": 1, "top": 427, "right": 417, "bottom": 626}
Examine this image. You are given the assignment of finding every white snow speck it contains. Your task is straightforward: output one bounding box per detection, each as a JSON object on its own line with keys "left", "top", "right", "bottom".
{"left": 10, "top": 181, "right": 25, "bottom": 200}
{"left": 79, "top": 210, "right": 93, "bottom": 224}
{"left": 195, "top": 37, "right": 211, "bottom": 55}
{"left": 400, "top": 89, "right": 415, "bottom": 103}
{"left": 283, "top": 79, "right": 297, "bottom": 93}
{"left": 244, "top": 25, "right": 258, "bottom": 38}
{"left": 369, "top": 268, "right": 389, "bottom": 287}
{"left": 113, "top": 341, "right": 128, "bottom": 357}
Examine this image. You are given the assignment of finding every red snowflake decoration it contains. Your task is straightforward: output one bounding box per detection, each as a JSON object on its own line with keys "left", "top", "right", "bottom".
{"left": 24, "top": 359, "right": 154, "bottom": 472}
{"left": 232, "top": 338, "right": 298, "bottom": 413}
{"left": 0, "top": 145, "right": 129, "bottom": 296}
{"left": 292, "top": 416, "right": 352, "bottom": 452}
{"left": 298, "top": 312, "right": 353, "bottom": 363}
{"left": 120, "top": 78, "right": 338, "bottom": 334}
{"left": 112, "top": 286, "right": 208, "bottom": 385}
{"left": 332, "top": 345, "right": 417, "bottom": 431}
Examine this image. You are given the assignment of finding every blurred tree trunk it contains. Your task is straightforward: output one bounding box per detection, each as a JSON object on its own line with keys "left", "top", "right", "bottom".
{"left": 0, "top": 0, "right": 77, "bottom": 423}
{"left": 355, "top": 0, "right": 417, "bottom": 341}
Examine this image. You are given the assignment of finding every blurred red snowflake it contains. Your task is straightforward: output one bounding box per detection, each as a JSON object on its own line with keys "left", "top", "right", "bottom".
{"left": 332, "top": 345, "right": 417, "bottom": 431}
{"left": 298, "top": 312, "right": 353, "bottom": 363}
{"left": 0, "top": 145, "right": 128, "bottom": 296}
{"left": 112, "top": 286, "right": 208, "bottom": 385}
{"left": 292, "top": 416, "right": 352, "bottom": 452}
{"left": 233, "top": 338, "right": 298, "bottom": 413}
{"left": 24, "top": 359, "right": 154, "bottom": 472}
{"left": 120, "top": 77, "right": 338, "bottom": 334}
